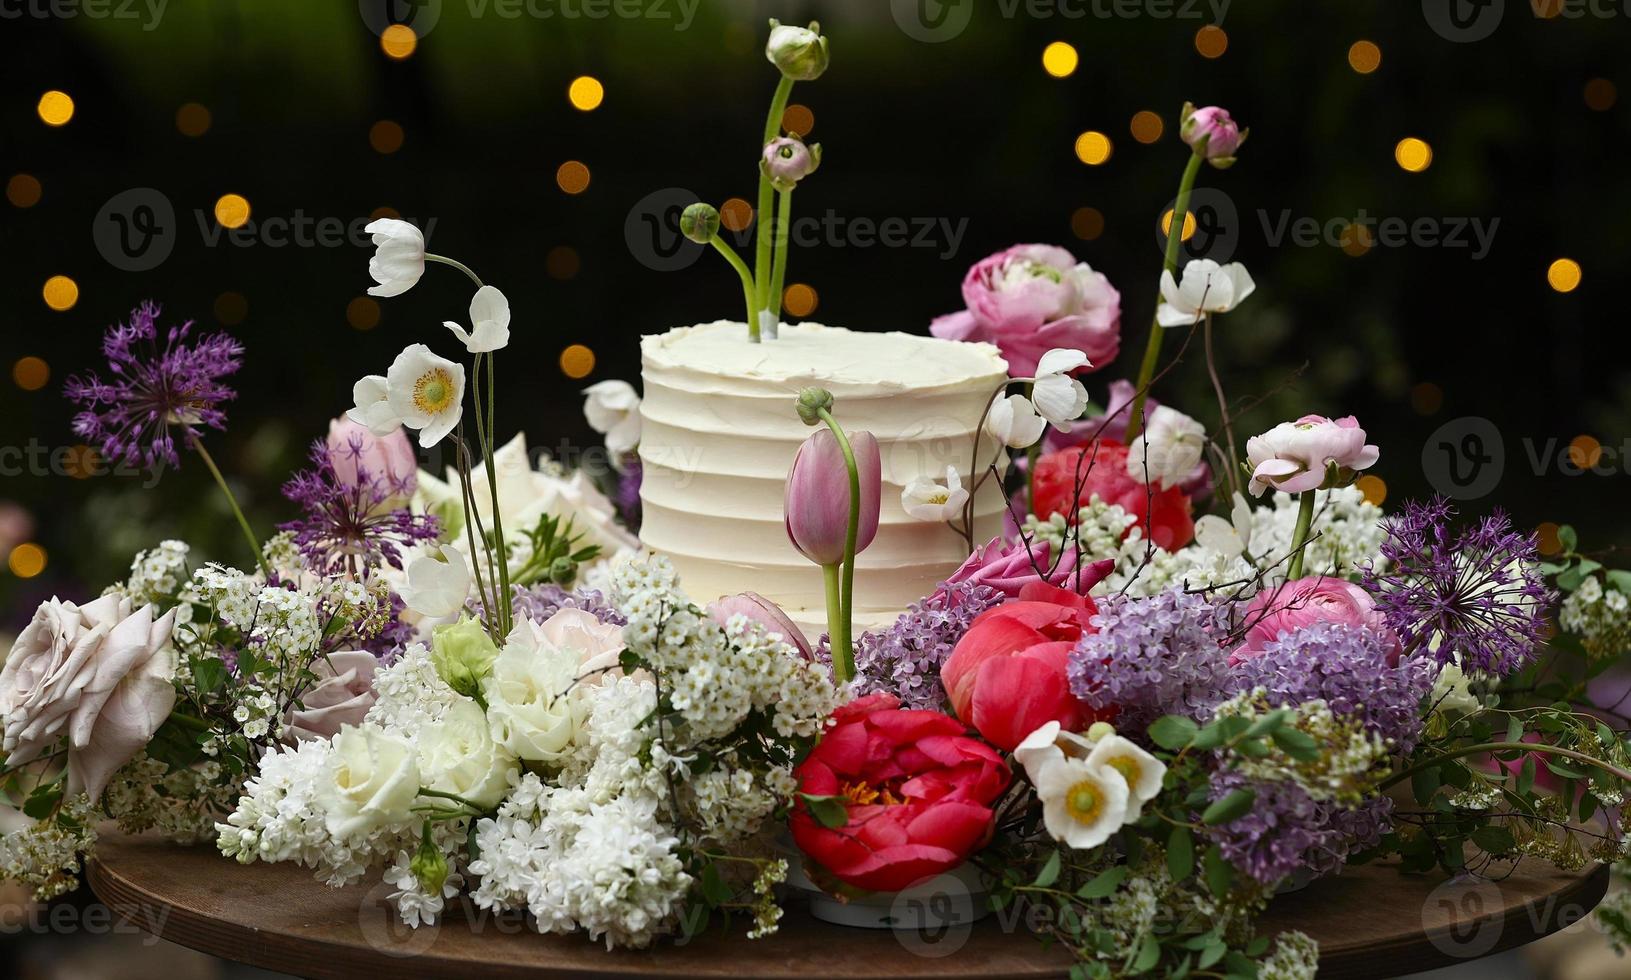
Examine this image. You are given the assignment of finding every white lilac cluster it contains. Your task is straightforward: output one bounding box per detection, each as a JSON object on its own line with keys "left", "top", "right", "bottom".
{"left": 1259, "top": 931, "right": 1320, "bottom": 980}
{"left": 122, "top": 539, "right": 194, "bottom": 607}
{"left": 103, "top": 754, "right": 241, "bottom": 843}
{"left": 1213, "top": 691, "right": 1389, "bottom": 805}
{"left": 0, "top": 796, "right": 99, "bottom": 900}
{"left": 193, "top": 565, "right": 322, "bottom": 662}
{"left": 1560, "top": 576, "right": 1631, "bottom": 661}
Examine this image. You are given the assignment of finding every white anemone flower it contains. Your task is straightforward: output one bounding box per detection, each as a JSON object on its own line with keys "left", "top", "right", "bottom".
{"left": 1034, "top": 756, "right": 1129, "bottom": 850}
{"left": 1194, "top": 492, "right": 1255, "bottom": 558}
{"left": 1126, "top": 405, "right": 1206, "bottom": 489}
{"left": 401, "top": 546, "right": 472, "bottom": 620}
{"left": 1014, "top": 721, "right": 1095, "bottom": 781}
{"left": 986, "top": 393, "right": 1048, "bottom": 449}
{"left": 348, "top": 375, "right": 402, "bottom": 436}
{"left": 900, "top": 467, "right": 969, "bottom": 522}
{"left": 582, "top": 380, "right": 642, "bottom": 460}
{"left": 1083, "top": 734, "right": 1166, "bottom": 822}
{"left": 1029, "top": 348, "right": 1092, "bottom": 430}
{"left": 364, "top": 218, "right": 426, "bottom": 298}
{"left": 443, "top": 285, "right": 511, "bottom": 354}
{"left": 1155, "top": 259, "right": 1256, "bottom": 327}
{"left": 385, "top": 344, "right": 466, "bottom": 449}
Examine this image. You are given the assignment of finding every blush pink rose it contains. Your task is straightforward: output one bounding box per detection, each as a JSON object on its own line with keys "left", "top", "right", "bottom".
{"left": 1245, "top": 415, "right": 1379, "bottom": 497}
{"left": 1231, "top": 576, "right": 1401, "bottom": 666}
{"left": 327, "top": 416, "right": 418, "bottom": 506}
{"left": 931, "top": 244, "right": 1120, "bottom": 378}
{"left": 285, "top": 651, "right": 380, "bottom": 742}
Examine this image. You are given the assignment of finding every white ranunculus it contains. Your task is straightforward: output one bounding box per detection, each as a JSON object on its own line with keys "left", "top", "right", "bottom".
{"left": 320, "top": 725, "right": 421, "bottom": 839}
{"left": 1194, "top": 492, "right": 1255, "bottom": 558}
{"left": 443, "top": 285, "right": 511, "bottom": 354}
{"left": 986, "top": 393, "right": 1048, "bottom": 450}
{"left": 364, "top": 218, "right": 426, "bottom": 298}
{"left": 582, "top": 380, "right": 642, "bottom": 461}
{"left": 400, "top": 546, "right": 472, "bottom": 620}
{"left": 1126, "top": 405, "right": 1206, "bottom": 489}
{"left": 482, "top": 620, "right": 587, "bottom": 764}
{"left": 419, "top": 699, "right": 514, "bottom": 809}
{"left": 0, "top": 595, "right": 178, "bottom": 801}
{"left": 1029, "top": 348, "right": 1091, "bottom": 430}
{"left": 1155, "top": 259, "right": 1256, "bottom": 327}
{"left": 1033, "top": 756, "right": 1129, "bottom": 850}
{"left": 901, "top": 466, "right": 969, "bottom": 522}
{"left": 1083, "top": 734, "right": 1166, "bottom": 822}
{"left": 385, "top": 344, "right": 466, "bottom": 449}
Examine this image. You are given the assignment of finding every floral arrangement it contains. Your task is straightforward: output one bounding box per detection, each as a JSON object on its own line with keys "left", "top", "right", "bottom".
{"left": 4, "top": 20, "right": 1631, "bottom": 980}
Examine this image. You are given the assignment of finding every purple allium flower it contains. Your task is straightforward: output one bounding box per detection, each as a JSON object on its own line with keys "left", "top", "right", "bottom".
{"left": 1363, "top": 497, "right": 1553, "bottom": 675}
{"left": 1068, "top": 591, "right": 1230, "bottom": 731}
{"left": 279, "top": 441, "right": 440, "bottom": 577}
{"left": 1231, "top": 621, "right": 1437, "bottom": 754}
{"left": 1207, "top": 770, "right": 1393, "bottom": 886}
{"left": 504, "top": 584, "right": 628, "bottom": 627}
{"left": 615, "top": 456, "right": 643, "bottom": 533}
{"left": 64, "top": 301, "right": 243, "bottom": 471}
{"left": 824, "top": 581, "right": 1005, "bottom": 712}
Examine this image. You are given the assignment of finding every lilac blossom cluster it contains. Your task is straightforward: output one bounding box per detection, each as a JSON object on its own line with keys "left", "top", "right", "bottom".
{"left": 1207, "top": 769, "right": 1394, "bottom": 887}
{"left": 844, "top": 581, "right": 1005, "bottom": 712}
{"left": 506, "top": 584, "right": 629, "bottom": 627}
{"left": 1067, "top": 591, "right": 1231, "bottom": 730}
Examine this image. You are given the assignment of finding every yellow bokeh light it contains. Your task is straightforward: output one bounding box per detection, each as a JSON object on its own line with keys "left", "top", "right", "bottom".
{"left": 64, "top": 445, "right": 98, "bottom": 480}
{"left": 8, "top": 543, "right": 46, "bottom": 579}
{"left": 1584, "top": 78, "right": 1618, "bottom": 111}
{"left": 1042, "top": 41, "right": 1079, "bottom": 78}
{"left": 214, "top": 291, "right": 248, "bottom": 326}
{"left": 720, "top": 197, "right": 755, "bottom": 233}
{"left": 1340, "top": 222, "right": 1374, "bottom": 257}
{"left": 1410, "top": 382, "right": 1444, "bottom": 416}
{"left": 13, "top": 357, "right": 50, "bottom": 391}
{"left": 370, "top": 205, "right": 401, "bottom": 221}
{"left": 7, "top": 174, "right": 42, "bottom": 208}
{"left": 37, "top": 90, "right": 74, "bottom": 127}
{"left": 1074, "top": 131, "right": 1113, "bottom": 166}
{"left": 369, "top": 120, "right": 405, "bottom": 154}
{"left": 784, "top": 283, "right": 819, "bottom": 317}
{"left": 1394, "top": 137, "right": 1433, "bottom": 172}
{"left": 1568, "top": 435, "right": 1603, "bottom": 469}
{"left": 1547, "top": 258, "right": 1582, "bottom": 293}
{"left": 380, "top": 24, "right": 417, "bottom": 60}
{"left": 1071, "top": 206, "right": 1105, "bottom": 241}
{"left": 1347, "top": 40, "right": 1382, "bottom": 74}
{"left": 782, "top": 104, "right": 815, "bottom": 136}
{"left": 176, "top": 102, "right": 212, "bottom": 137}
{"left": 214, "top": 193, "right": 251, "bottom": 229}
{"left": 556, "top": 161, "right": 591, "bottom": 195}
{"left": 560, "top": 344, "right": 596, "bottom": 379}
{"left": 568, "top": 76, "right": 605, "bottom": 112}
{"left": 43, "top": 275, "right": 78, "bottom": 312}
{"left": 546, "top": 245, "right": 581, "bottom": 280}
{"left": 1194, "top": 25, "right": 1228, "bottom": 59}
{"left": 1536, "top": 522, "right": 1563, "bottom": 556}
{"left": 1160, "top": 209, "right": 1197, "bottom": 242}
{"left": 1129, "top": 111, "right": 1164, "bottom": 144}
{"left": 1354, "top": 475, "right": 1387, "bottom": 507}
{"left": 347, "top": 297, "right": 381, "bottom": 331}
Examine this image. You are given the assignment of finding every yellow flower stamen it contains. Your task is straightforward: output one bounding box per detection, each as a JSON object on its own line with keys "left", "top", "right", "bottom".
{"left": 414, "top": 368, "right": 456, "bottom": 414}
{"left": 841, "top": 780, "right": 903, "bottom": 807}
{"left": 1065, "top": 778, "right": 1105, "bottom": 824}
{"left": 1106, "top": 756, "right": 1141, "bottom": 789}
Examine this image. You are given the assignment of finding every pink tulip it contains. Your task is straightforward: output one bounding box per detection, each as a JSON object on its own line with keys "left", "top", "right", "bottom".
{"left": 327, "top": 416, "right": 418, "bottom": 505}
{"left": 785, "top": 428, "right": 881, "bottom": 566}
{"left": 1181, "top": 105, "right": 1247, "bottom": 164}
{"left": 708, "top": 592, "right": 813, "bottom": 659}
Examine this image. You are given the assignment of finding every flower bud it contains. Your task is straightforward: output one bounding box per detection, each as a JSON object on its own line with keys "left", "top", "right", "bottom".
{"left": 765, "top": 19, "right": 829, "bottom": 81}
{"left": 785, "top": 428, "right": 881, "bottom": 566}
{"left": 430, "top": 617, "right": 499, "bottom": 700}
{"left": 761, "top": 136, "right": 822, "bottom": 191}
{"left": 1086, "top": 721, "right": 1117, "bottom": 742}
{"left": 548, "top": 556, "right": 577, "bottom": 586}
{"left": 795, "top": 387, "right": 834, "bottom": 426}
{"left": 1180, "top": 102, "right": 1247, "bottom": 169}
{"left": 411, "top": 823, "right": 449, "bottom": 895}
{"left": 680, "top": 203, "right": 721, "bottom": 244}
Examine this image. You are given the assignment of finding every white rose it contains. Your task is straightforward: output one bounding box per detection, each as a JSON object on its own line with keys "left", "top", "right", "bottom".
{"left": 419, "top": 699, "right": 514, "bottom": 809}
{"left": 483, "top": 621, "right": 587, "bottom": 764}
{"left": 284, "top": 651, "right": 378, "bottom": 743}
{"left": 0, "top": 595, "right": 177, "bottom": 801}
{"left": 320, "top": 725, "right": 421, "bottom": 839}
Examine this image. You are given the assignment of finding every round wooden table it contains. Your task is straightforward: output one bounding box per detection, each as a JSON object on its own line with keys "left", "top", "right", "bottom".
{"left": 86, "top": 833, "right": 1608, "bottom": 979}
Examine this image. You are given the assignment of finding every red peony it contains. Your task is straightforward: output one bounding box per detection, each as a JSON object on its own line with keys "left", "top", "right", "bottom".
{"left": 941, "top": 580, "right": 1110, "bottom": 752}
{"left": 1032, "top": 439, "right": 1195, "bottom": 551}
{"left": 790, "top": 693, "right": 1010, "bottom": 893}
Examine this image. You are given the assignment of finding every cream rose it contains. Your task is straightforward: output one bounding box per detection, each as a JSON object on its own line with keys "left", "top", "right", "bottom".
{"left": 284, "top": 651, "right": 379, "bottom": 743}
{"left": 483, "top": 609, "right": 624, "bottom": 764}
{"left": 419, "top": 699, "right": 514, "bottom": 809}
{"left": 320, "top": 725, "right": 421, "bottom": 838}
{"left": 0, "top": 595, "right": 177, "bottom": 800}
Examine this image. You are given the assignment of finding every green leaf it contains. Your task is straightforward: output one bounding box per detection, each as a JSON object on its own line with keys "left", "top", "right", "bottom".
{"left": 1606, "top": 569, "right": 1631, "bottom": 594}
{"left": 1413, "top": 766, "right": 1442, "bottom": 805}
{"left": 1244, "top": 709, "right": 1289, "bottom": 738}
{"left": 1471, "top": 826, "right": 1515, "bottom": 855}
{"left": 1077, "top": 866, "right": 1127, "bottom": 899}
{"left": 1518, "top": 757, "right": 1536, "bottom": 795}
{"left": 1244, "top": 936, "right": 1271, "bottom": 957}
{"left": 1203, "top": 845, "right": 1233, "bottom": 897}
{"left": 1198, "top": 942, "right": 1226, "bottom": 970}
{"left": 1131, "top": 935, "right": 1161, "bottom": 974}
{"left": 699, "top": 862, "right": 733, "bottom": 906}
{"left": 1167, "top": 825, "right": 1195, "bottom": 880}
{"left": 1235, "top": 737, "right": 1271, "bottom": 759}
{"left": 1271, "top": 728, "right": 1319, "bottom": 762}
{"left": 1202, "top": 788, "right": 1256, "bottom": 826}
{"left": 1558, "top": 566, "right": 1585, "bottom": 592}
{"left": 1034, "top": 850, "right": 1062, "bottom": 889}
{"left": 1149, "top": 715, "right": 1199, "bottom": 750}
{"left": 800, "top": 794, "right": 850, "bottom": 829}
{"left": 191, "top": 656, "right": 228, "bottom": 695}
{"left": 23, "top": 783, "right": 63, "bottom": 820}
{"left": 1559, "top": 525, "right": 1579, "bottom": 554}
{"left": 1505, "top": 716, "right": 1524, "bottom": 745}
{"left": 1223, "top": 951, "right": 1259, "bottom": 978}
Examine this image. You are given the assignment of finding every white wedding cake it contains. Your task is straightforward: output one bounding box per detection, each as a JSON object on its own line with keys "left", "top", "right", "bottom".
{"left": 638, "top": 320, "right": 1009, "bottom": 638}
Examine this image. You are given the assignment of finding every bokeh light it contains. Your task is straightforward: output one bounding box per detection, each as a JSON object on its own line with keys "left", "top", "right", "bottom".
{"left": 1347, "top": 41, "right": 1381, "bottom": 74}
{"left": 1547, "top": 257, "right": 1582, "bottom": 293}
{"left": 568, "top": 75, "right": 605, "bottom": 111}
{"left": 176, "top": 102, "right": 212, "bottom": 137}
{"left": 1339, "top": 222, "right": 1374, "bottom": 258}
{"left": 1129, "top": 110, "right": 1164, "bottom": 144}
{"left": 1194, "top": 26, "right": 1228, "bottom": 59}
{"left": 370, "top": 205, "right": 401, "bottom": 221}
{"left": 1568, "top": 435, "right": 1603, "bottom": 469}
{"left": 380, "top": 25, "right": 417, "bottom": 60}
{"left": 37, "top": 90, "right": 74, "bottom": 126}
{"left": 1074, "top": 131, "right": 1113, "bottom": 166}
{"left": 1394, "top": 137, "right": 1433, "bottom": 172}
{"left": 1584, "top": 78, "right": 1618, "bottom": 111}
{"left": 720, "top": 197, "right": 754, "bottom": 232}
{"left": 8, "top": 543, "right": 46, "bottom": 579}
{"left": 347, "top": 297, "right": 381, "bottom": 331}
{"left": 1410, "top": 382, "right": 1444, "bottom": 415}
{"left": 782, "top": 104, "right": 815, "bottom": 136}
{"left": 546, "top": 245, "right": 581, "bottom": 280}
{"left": 43, "top": 275, "right": 79, "bottom": 311}
{"left": 214, "top": 291, "right": 249, "bottom": 326}
{"left": 1071, "top": 206, "right": 1105, "bottom": 241}
{"left": 1160, "top": 209, "right": 1198, "bottom": 242}
{"left": 64, "top": 445, "right": 99, "bottom": 480}
{"left": 214, "top": 193, "right": 252, "bottom": 228}
{"left": 7, "top": 174, "right": 42, "bottom": 208}
{"left": 1536, "top": 522, "right": 1563, "bottom": 556}
{"left": 784, "top": 283, "right": 819, "bottom": 317}
{"left": 556, "top": 161, "right": 591, "bottom": 195}
{"left": 1042, "top": 41, "right": 1079, "bottom": 78}
{"left": 370, "top": 120, "right": 405, "bottom": 154}
{"left": 560, "top": 344, "right": 596, "bottom": 378}
{"left": 13, "top": 356, "right": 50, "bottom": 391}
{"left": 1355, "top": 475, "right": 1387, "bottom": 506}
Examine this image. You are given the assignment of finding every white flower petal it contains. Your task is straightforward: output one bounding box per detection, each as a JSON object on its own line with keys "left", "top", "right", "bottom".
{"left": 1155, "top": 302, "right": 1198, "bottom": 328}
{"left": 401, "top": 547, "right": 472, "bottom": 619}
{"left": 1034, "top": 347, "right": 1089, "bottom": 378}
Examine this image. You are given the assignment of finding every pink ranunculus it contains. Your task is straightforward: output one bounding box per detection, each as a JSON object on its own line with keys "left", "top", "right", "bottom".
{"left": 708, "top": 592, "right": 812, "bottom": 659}
{"left": 1181, "top": 105, "right": 1247, "bottom": 163}
{"left": 1231, "top": 576, "right": 1402, "bottom": 666}
{"left": 939, "top": 536, "right": 1114, "bottom": 602}
{"left": 1245, "top": 415, "right": 1379, "bottom": 498}
{"left": 285, "top": 651, "right": 380, "bottom": 742}
{"left": 785, "top": 428, "right": 882, "bottom": 567}
{"left": 327, "top": 416, "right": 418, "bottom": 506}
{"left": 930, "top": 244, "right": 1120, "bottom": 378}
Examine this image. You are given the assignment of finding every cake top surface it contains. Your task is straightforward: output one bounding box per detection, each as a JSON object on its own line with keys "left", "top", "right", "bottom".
{"left": 643, "top": 321, "right": 1008, "bottom": 388}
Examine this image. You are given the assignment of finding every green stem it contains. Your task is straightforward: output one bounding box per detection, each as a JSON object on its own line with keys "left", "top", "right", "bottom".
{"left": 1380, "top": 741, "right": 1631, "bottom": 791}
{"left": 454, "top": 434, "right": 494, "bottom": 633}
{"left": 754, "top": 76, "right": 796, "bottom": 326}
{"left": 1126, "top": 151, "right": 1204, "bottom": 440}
{"left": 767, "top": 186, "right": 795, "bottom": 327}
{"left": 1286, "top": 490, "right": 1317, "bottom": 580}
{"left": 189, "top": 435, "right": 271, "bottom": 578}
{"left": 710, "top": 234, "right": 759, "bottom": 336}
{"left": 822, "top": 563, "right": 845, "bottom": 681}
{"left": 1202, "top": 312, "right": 1241, "bottom": 500}
{"left": 464, "top": 362, "right": 504, "bottom": 629}
{"left": 816, "top": 406, "right": 860, "bottom": 684}
{"left": 425, "top": 253, "right": 484, "bottom": 288}
{"left": 417, "top": 787, "right": 492, "bottom": 814}
{"left": 484, "top": 353, "right": 512, "bottom": 636}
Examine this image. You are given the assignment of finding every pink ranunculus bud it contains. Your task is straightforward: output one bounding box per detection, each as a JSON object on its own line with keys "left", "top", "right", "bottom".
{"left": 707, "top": 592, "right": 813, "bottom": 659}
{"left": 1245, "top": 414, "right": 1379, "bottom": 497}
{"left": 761, "top": 135, "right": 822, "bottom": 190}
{"left": 784, "top": 428, "right": 881, "bottom": 567}
{"left": 940, "top": 536, "right": 1114, "bottom": 601}
{"left": 1230, "top": 576, "right": 1402, "bottom": 666}
{"left": 327, "top": 415, "right": 418, "bottom": 506}
{"left": 1180, "top": 104, "right": 1247, "bottom": 167}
